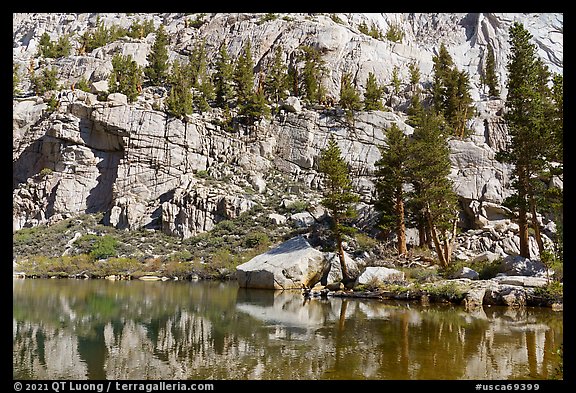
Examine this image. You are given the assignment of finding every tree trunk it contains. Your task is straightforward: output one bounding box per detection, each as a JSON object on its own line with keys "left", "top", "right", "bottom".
{"left": 418, "top": 221, "right": 427, "bottom": 248}
{"left": 529, "top": 196, "right": 545, "bottom": 255}
{"left": 426, "top": 206, "right": 447, "bottom": 268}
{"left": 518, "top": 204, "right": 531, "bottom": 258}
{"left": 442, "top": 214, "right": 459, "bottom": 266}
{"left": 396, "top": 187, "right": 407, "bottom": 256}
{"left": 518, "top": 170, "right": 531, "bottom": 258}
{"left": 335, "top": 220, "right": 350, "bottom": 282}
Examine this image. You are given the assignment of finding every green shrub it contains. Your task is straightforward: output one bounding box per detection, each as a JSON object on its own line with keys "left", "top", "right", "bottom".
{"left": 425, "top": 282, "right": 466, "bottom": 303}
{"left": 532, "top": 281, "right": 563, "bottom": 304}
{"left": 76, "top": 77, "right": 91, "bottom": 92}
{"left": 257, "top": 13, "right": 278, "bottom": 25}
{"left": 90, "top": 235, "right": 118, "bottom": 260}
{"left": 243, "top": 231, "right": 270, "bottom": 249}
{"left": 354, "top": 232, "right": 378, "bottom": 252}
{"left": 162, "top": 260, "right": 195, "bottom": 278}
{"left": 166, "top": 250, "right": 193, "bottom": 262}
{"left": 95, "top": 257, "right": 140, "bottom": 276}
{"left": 188, "top": 14, "right": 206, "bottom": 28}
{"left": 404, "top": 267, "right": 439, "bottom": 284}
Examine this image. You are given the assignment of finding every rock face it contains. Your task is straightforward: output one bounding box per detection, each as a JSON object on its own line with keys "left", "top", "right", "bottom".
{"left": 236, "top": 236, "right": 328, "bottom": 289}
{"left": 13, "top": 13, "right": 562, "bottom": 255}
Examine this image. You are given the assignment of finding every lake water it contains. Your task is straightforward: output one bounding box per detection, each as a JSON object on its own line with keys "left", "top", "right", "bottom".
{"left": 13, "top": 278, "right": 562, "bottom": 380}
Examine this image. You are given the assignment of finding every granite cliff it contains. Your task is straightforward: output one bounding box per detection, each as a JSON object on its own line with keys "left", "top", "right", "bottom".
{"left": 12, "top": 12, "right": 563, "bottom": 260}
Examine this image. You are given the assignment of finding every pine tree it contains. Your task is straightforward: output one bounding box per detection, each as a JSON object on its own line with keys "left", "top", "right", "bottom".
{"left": 31, "top": 67, "right": 59, "bottom": 96}
{"left": 408, "top": 61, "right": 420, "bottom": 89}
{"left": 239, "top": 87, "right": 270, "bottom": 124}
{"left": 431, "top": 42, "right": 454, "bottom": 114}
{"left": 188, "top": 40, "right": 214, "bottom": 113}
{"left": 13, "top": 63, "right": 21, "bottom": 96}
{"left": 165, "top": 59, "right": 193, "bottom": 119}
{"left": 234, "top": 42, "right": 255, "bottom": 105}
{"left": 299, "top": 45, "right": 326, "bottom": 104}
{"left": 213, "top": 42, "right": 235, "bottom": 108}
{"left": 363, "top": 72, "right": 384, "bottom": 111}
{"left": 431, "top": 42, "right": 474, "bottom": 138}
{"left": 188, "top": 40, "right": 209, "bottom": 88}
{"left": 408, "top": 109, "right": 459, "bottom": 268}
{"left": 109, "top": 53, "right": 143, "bottom": 103}
{"left": 550, "top": 74, "right": 563, "bottom": 166}
{"left": 484, "top": 43, "right": 500, "bottom": 97}
{"left": 497, "top": 22, "right": 557, "bottom": 258}
{"left": 444, "top": 69, "right": 474, "bottom": 138}
{"left": 374, "top": 123, "right": 411, "bottom": 255}
{"left": 407, "top": 62, "right": 424, "bottom": 128}
{"left": 37, "top": 32, "right": 54, "bottom": 58}
{"left": 339, "top": 72, "right": 362, "bottom": 122}
{"left": 264, "top": 45, "right": 289, "bottom": 109}
{"left": 317, "top": 136, "right": 360, "bottom": 282}
{"left": 195, "top": 75, "right": 215, "bottom": 113}
{"left": 37, "top": 33, "right": 71, "bottom": 59}
{"left": 391, "top": 66, "right": 401, "bottom": 97}
{"left": 144, "top": 25, "right": 169, "bottom": 86}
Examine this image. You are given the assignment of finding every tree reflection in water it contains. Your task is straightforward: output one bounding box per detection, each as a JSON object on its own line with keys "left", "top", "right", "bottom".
{"left": 13, "top": 279, "right": 562, "bottom": 380}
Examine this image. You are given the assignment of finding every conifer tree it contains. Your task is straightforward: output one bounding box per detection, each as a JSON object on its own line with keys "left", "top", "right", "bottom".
{"left": 339, "top": 72, "right": 362, "bottom": 122}
{"left": 390, "top": 66, "right": 401, "bottom": 99}
{"left": 239, "top": 86, "right": 270, "bottom": 124}
{"left": 407, "top": 62, "right": 424, "bottom": 128}
{"left": 497, "top": 22, "right": 558, "bottom": 258}
{"left": 483, "top": 43, "right": 500, "bottom": 97}
{"left": 144, "top": 25, "right": 169, "bottom": 86}
{"left": 233, "top": 42, "right": 270, "bottom": 124}
{"left": 363, "top": 72, "right": 384, "bottom": 111}
{"left": 408, "top": 61, "right": 420, "bottom": 89}
{"left": 299, "top": 45, "right": 326, "bottom": 104}
{"left": 31, "top": 67, "right": 59, "bottom": 96}
{"left": 234, "top": 42, "right": 255, "bottom": 105}
{"left": 445, "top": 68, "right": 474, "bottom": 138}
{"left": 408, "top": 109, "right": 459, "bottom": 268}
{"left": 213, "top": 42, "right": 235, "bottom": 108}
{"left": 264, "top": 45, "right": 289, "bottom": 109}
{"left": 431, "top": 42, "right": 474, "bottom": 138}
{"left": 188, "top": 40, "right": 215, "bottom": 113}
{"left": 431, "top": 42, "right": 454, "bottom": 114}
{"left": 37, "top": 32, "right": 53, "bottom": 58}
{"left": 13, "top": 63, "right": 21, "bottom": 96}
{"left": 374, "top": 123, "right": 411, "bottom": 255}
{"left": 165, "top": 59, "right": 193, "bottom": 119}
{"left": 287, "top": 64, "right": 299, "bottom": 97}
{"left": 109, "top": 53, "right": 143, "bottom": 103}
{"left": 549, "top": 74, "right": 563, "bottom": 166}
{"left": 195, "top": 74, "right": 215, "bottom": 113}
{"left": 37, "top": 33, "right": 71, "bottom": 59}
{"left": 318, "top": 136, "right": 360, "bottom": 282}
{"left": 188, "top": 39, "right": 209, "bottom": 88}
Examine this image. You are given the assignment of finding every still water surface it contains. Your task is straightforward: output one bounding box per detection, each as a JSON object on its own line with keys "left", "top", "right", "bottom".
{"left": 13, "top": 279, "right": 562, "bottom": 380}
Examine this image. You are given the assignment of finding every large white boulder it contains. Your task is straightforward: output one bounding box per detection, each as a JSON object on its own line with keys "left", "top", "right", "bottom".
{"left": 355, "top": 266, "right": 405, "bottom": 286}
{"left": 236, "top": 236, "right": 328, "bottom": 290}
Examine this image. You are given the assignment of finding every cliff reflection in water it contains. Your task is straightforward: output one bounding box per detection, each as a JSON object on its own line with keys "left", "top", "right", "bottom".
{"left": 13, "top": 279, "right": 562, "bottom": 380}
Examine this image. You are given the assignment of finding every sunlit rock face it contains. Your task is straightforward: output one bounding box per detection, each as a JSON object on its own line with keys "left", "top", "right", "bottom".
{"left": 236, "top": 235, "right": 327, "bottom": 289}
{"left": 13, "top": 13, "right": 562, "bottom": 240}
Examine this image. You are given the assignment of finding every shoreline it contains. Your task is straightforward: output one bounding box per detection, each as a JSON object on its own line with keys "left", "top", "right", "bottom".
{"left": 13, "top": 272, "right": 563, "bottom": 311}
